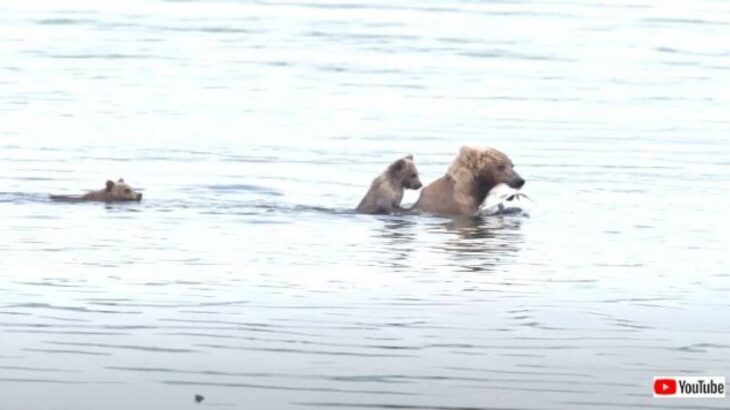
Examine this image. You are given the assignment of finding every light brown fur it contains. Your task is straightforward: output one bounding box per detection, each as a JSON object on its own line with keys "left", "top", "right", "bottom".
{"left": 411, "top": 146, "right": 524, "bottom": 216}
{"left": 356, "top": 155, "right": 422, "bottom": 214}
{"left": 50, "top": 178, "right": 143, "bottom": 202}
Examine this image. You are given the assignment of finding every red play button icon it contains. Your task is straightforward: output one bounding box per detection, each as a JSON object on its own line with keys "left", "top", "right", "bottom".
{"left": 654, "top": 378, "right": 677, "bottom": 395}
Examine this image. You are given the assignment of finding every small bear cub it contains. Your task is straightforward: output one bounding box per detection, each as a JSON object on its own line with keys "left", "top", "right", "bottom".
{"left": 356, "top": 155, "right": 422, "bottom": 214}
{"left": 50, "top": 178, "right": 143, "bottom": 202}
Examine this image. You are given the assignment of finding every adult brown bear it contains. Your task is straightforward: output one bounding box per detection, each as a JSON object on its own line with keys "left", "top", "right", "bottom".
{"left": 412, "top": 146, "right": 524, "bottom": 216}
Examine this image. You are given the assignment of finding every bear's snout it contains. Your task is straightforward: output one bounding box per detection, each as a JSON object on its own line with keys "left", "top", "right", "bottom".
{"left": 509, "top": 175, "right": 525, "bottom": 189}
{"left": 136, "top": 193, "right": 143, "bottom": 200}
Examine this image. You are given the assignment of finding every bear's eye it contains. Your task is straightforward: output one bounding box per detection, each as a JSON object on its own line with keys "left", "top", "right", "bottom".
{"left": 124, "top": 189, "right": 131, "bottom": 194}
{"left": 497, "top": 165, "right": 506, "bottom": 172}
{"left": 411, "top": 173, "right": 417, "bottom": 178}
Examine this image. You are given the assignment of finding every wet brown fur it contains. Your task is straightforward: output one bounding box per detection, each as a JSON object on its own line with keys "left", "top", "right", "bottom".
{"left": 411, "top": 146, "right": 524, "bottom": 216}
{"left": 50, "top": 178, "right": 143, "bottom": 202}
{"left": 356, "top": 155, "right": 422, "bottom": 214}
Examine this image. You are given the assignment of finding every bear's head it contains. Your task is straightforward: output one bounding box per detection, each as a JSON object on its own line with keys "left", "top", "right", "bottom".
{"left": 388, "top": 155, "right": 422, "bottom": 190}
{"left": 105, "top": 178, "right": 143, "bottom": 201}
{"left": 479, "top": 150, "right": 525, "bottom": 190}
{"left": 449, "top": 146, "right": 525, "bottom": 191}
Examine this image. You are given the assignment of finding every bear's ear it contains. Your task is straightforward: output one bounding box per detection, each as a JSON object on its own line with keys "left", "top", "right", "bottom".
{"left": 458, "top": 146, "right": 476, "bottom": 158}
{"left": 105, "top": 180, "right": 115, "bottom": 191}
{"left": 404, "top": 154, "right": 413, "bottom": 160}
{"left": 389, "top": 158, "right": 407, "bottom": 173}
{"left": 457, "top": 146, "right": 481, "bottom": 171}
{"left": 118, "top": 178, "right": 125, "bottom": 183}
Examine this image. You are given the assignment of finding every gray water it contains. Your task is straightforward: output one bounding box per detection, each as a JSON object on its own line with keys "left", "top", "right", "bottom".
{"left": 1, "top": 0, "right": 729, "bottom": 409}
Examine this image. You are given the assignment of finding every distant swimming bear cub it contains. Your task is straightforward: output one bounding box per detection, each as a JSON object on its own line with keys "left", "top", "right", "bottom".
{"left": 356, "top": 155, "right": 422, "bottom": 214}
{"left": 50, "top": 179, "right": 143, "bottom": 202}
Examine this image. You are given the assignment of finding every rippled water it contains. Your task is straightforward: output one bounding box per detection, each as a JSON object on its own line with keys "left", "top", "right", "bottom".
{"left": 2, "top": 0, "right": 729, "bottom": 409}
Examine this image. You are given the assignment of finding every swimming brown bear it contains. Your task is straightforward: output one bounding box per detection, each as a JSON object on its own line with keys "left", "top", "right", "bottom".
{"left": 411, "top": 146, "right": 524, "bottom": 216}
{"left": 50, "top": 178, "right": 143, "bottom": 202}
{"left": 356, "top": 155, "right": 422, "bottom": 214}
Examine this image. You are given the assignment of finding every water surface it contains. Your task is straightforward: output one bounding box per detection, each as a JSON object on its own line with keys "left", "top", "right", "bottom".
{"left": 1, "top": 0, "right": 729, "bottom": 409}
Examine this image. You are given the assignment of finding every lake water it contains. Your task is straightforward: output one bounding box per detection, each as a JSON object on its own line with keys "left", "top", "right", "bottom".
{"left": 1, "top": 0, "right": 729, "bottom": 409}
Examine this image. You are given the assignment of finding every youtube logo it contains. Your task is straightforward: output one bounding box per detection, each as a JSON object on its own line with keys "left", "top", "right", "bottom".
{"left": 654, "top": 378, "right": 677, "bottom": 395}
{"left": 653, "top": 376, "right": 725, "bottom": 398}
